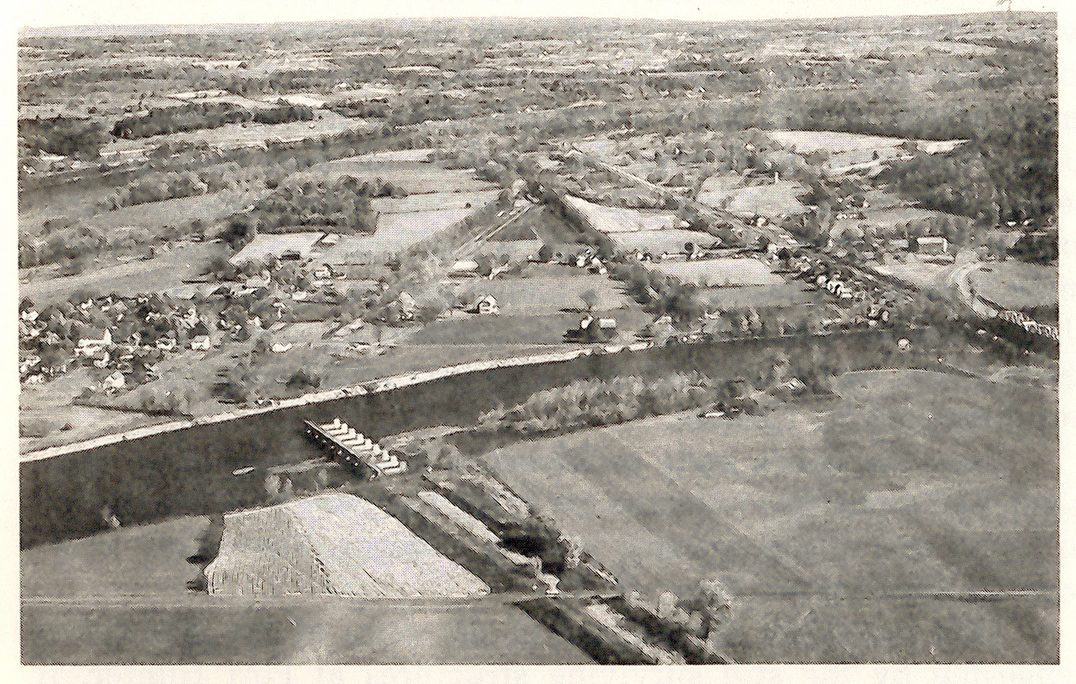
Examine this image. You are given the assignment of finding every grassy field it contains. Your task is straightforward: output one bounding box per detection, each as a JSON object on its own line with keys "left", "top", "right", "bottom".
{"left": 20, "top": 507, "right": 588, "bottom": 664}
{"left": 498, "top": 204, "right": 588, "bottom": 245}
{"left": 371, "top": 189, "right": 500, "bottom": 214}
{"left": 647, "top": 257, "right": 785, "bottom": 287}
{"left": 404, "top": 308, "right": 649, "bottom": 346}
{"left": 20, "top": 241, "right": 225, "bottom": 307}
{"left": 699, "top": 280, "right": 823, "bottom": 310}
{"left": 318, "top": 208, "right": 477, "bottom": 260}
{"left": 562, "top": 195, "right": 678, "bottom": 233}
{"left": 697, "top": 179, "right": 810, "bottom": 218}
{"left": 481, "top": 369, "right": 1058, "bottom": 663}
{"left": 231, "top": 232, "right": 326, "bottom": 263}
{"left": 608, "top": 228, "right": 719, "bottom": 254}
{"left": 22, "top": 515, "right": 208, "bottom": 599}
{"left": 874, "top": 254, "right": 959, "bottom": 292}
{"left": 298, "top": 158, "right": 496, "bottom": 194}
{"left": 766, "top": 129, "right": 911, "bottom": 154}
{"left": 434, "top": 272, "right": 636, "bottom": 316}
{"left": 101, "top": 111, "right": 380, "bottom": 154}
{"left": 22, "top": 601, "right": 592, "bottom": 664}
{"left": 969, "top": 262, "right": 1058, "bottom": 310}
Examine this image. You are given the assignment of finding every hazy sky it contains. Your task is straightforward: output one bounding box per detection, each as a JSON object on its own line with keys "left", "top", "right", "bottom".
{"left": 16, "top": 0, "right": 1059, "bottom": 29}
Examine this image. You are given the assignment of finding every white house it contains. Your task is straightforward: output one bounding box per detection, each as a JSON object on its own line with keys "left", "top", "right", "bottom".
{"left": 190, "top": 335, "right": 214, "bottom": 351}
{"left": 917, "top": 236, "right": 949, "bottom": 255}
{"left": 103, "top": 371, "right": 126, "bottom": 391}
{"left": 466, "top": 295, "right": 499, "bottom": 316}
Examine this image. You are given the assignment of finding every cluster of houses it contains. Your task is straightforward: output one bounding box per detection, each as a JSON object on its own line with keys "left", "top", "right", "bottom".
{"left": 19, "top": 295, "right": 183, "bottom": 387}
{"left": 17, "top": 257, "right": 361, "bottom": 390}
{"left": 791, "top": 258, "right": 898, "bottom": 329}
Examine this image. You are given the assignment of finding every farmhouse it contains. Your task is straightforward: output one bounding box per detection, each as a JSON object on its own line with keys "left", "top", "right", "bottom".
{"left": 916, "top": 236, "right": 949, "bottom": 255}
{"left": 565, "top": 315, "right": 618, "bottom": 342}
{"left": 465, "top": 295, "right": 500, "bottom": 315}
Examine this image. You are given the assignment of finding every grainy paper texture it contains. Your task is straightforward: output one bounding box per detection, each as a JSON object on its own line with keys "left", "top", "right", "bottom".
{"left": 10, "top": 0, "right": 1068, "bottom": 680}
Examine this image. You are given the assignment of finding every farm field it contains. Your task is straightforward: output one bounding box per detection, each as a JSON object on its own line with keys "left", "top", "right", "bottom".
{"left": 482, "top": 369, "right": 1058, "bottom": 663}
{"left": 562, "top": 195, "right": 679, "bottom": 233}
{"left": 404, "top": 308, "right": 650, "bottom": 346}
{"left": 101, "top": 110, "right": 380, "bottom": 154}
{"left": 699, "top": 280, "right": 823, "bottom": 311}
{"left": 497, "top": 204, "right": 587, "bottom": 245}
{"left": 20, "top": 183, "right": 258, "bottom": 236}
{"left": 20, "top": 240, "right": 226, "bottom": 306}
{"left": 348, "top": 148, "right": 436, "bottom": 163}
{"left": 207, "top": 494, "right": 490, "bottom": 598}
{"left": 317, "top": 207, "right": 479, "bottom": 260}
{"left": 434, "top": 272, "right": 637, "bottom": 316}
{"left": 231, "top": 232, "right": 326, "bottom": 263}
{"left": 969, "top": 262, "right": 1058, "bottom": 310}
{"left": 764, "top": 129, "right": 966, "bottom": 169}
{"left": 22, "top": 601, "right": 593, "bottom": 664}
{"left": 22, "top": 515, "right": 208, "bottom": 599}
{"left": 647, "top": 257, "right": 785, "bottom": 287}
{"left": 372, "top": 189, "right": 500, "bottom": 214}
{"left": 765, "top": 129, "right": 913, "bottom": 154}
{"left": 699, "top": 180, "right": 810, "bottom": 219}
{"left": 607, "top": 228, "right": 718, "bottom": 254}
{"left": 874, "top": 254, "right": 960, "bottom": 292}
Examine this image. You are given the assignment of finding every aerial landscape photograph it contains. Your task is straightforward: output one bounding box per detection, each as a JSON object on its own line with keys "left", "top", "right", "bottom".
{"left": 15, "top": 0, "right": 1060, "bottom": 668}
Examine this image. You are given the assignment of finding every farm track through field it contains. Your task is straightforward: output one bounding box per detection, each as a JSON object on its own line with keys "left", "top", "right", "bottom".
{"left": 909, "top": 513, "right": 1059, "bottom": 662}
{"left": 22, "top": 590, "right": 618, "bottom": 609}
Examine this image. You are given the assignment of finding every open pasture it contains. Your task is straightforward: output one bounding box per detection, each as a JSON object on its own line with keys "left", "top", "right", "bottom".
{"left": 608, "top": 228, "right": 718, "bottom": 254}
{"left": 697, "top": 180, "right": 810, "bottom": 219}
{"left": 21, "top": 240, "right": 225, "bottom": 306}
{"left": 101, "top": 111, "right": 381, "bottom": 155}
{"left": 22, "top": 601, "right": 591, "bottom": 664}
{"left": 405, "top": 309, "right": 649, "bottom": 346}
{"left": 482, "top": 369, "right": 1057, "bottom": 663}
{"left": 317, "top": 207, "right": 476, "bottom": 261}
{"left": 562, "top": 195, "right": 678, "bottom": 233}
{"left": 647, "top": 257, "right": 784, "bottom": 287}
{"left": 438, "top": 273, "right": 635, "bottom": 316}
{"left": 372, "top": 189, "right": 500, "bottom": 215}
{"left": 969, "top": 262, "right": 1058, "bottom": 311}
{"left": 700, "top": 280, "right": 822, "bottom": 310}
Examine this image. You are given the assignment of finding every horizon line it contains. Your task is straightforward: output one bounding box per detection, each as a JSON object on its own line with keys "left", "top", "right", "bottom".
{"left": 19, "top": 9, "right": 1055, "bottom": 36}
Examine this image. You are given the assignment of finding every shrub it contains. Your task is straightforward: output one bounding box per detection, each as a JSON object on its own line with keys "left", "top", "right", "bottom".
{"left": 285, "top": 368, "right": 321, "bottom": 391}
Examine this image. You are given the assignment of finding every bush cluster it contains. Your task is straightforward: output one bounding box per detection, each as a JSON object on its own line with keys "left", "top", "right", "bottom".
{"left": 99, "top": 163, "right": 250, "bottom": 209}
{"left": 111, "top": 102, "right": 314, "bottom": 139}
{"left": 19, "top": 116, "right": 110, "bottom": 158}
{"left": 476, "top": 373, "right": 718, "bottom": 436}
{"left": 235, "top": 174, "right": 401, "bottom": 235}
{"left": 608, "top": 261, "right": 704, "bottom": 323}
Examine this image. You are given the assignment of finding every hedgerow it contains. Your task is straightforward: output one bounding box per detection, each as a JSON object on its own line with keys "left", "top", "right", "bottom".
{"left": 476, "top": 372, "right": 719, "bottom": 436}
